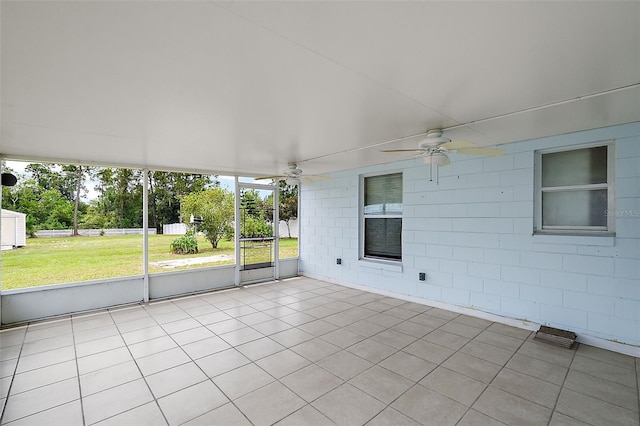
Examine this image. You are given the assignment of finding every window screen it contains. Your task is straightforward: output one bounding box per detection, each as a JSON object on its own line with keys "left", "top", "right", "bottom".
{"left": 363, "top": 173, "right": 402, "bottom": 261}
{"left": 538, "top": 144, "right": 613, "bottom": 232}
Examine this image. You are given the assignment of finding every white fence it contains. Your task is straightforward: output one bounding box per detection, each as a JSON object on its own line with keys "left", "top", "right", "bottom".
{"left": 162, "top": 220, "right": 299, "bottom": 238}
{"left": 34, "top": 228, "right": 157, "bottom": 238}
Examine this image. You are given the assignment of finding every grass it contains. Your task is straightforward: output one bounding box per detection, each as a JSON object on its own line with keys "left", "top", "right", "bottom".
{"left": 1, "top": 235, "right": 298, "bottom": 290}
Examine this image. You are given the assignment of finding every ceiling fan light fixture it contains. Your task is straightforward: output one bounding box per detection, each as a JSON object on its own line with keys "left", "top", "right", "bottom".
{"left": 423, "top": 152, "right": 450, "bottom": 166}
{"left": 285, "top": 177, "right": 300, "bottom": 186}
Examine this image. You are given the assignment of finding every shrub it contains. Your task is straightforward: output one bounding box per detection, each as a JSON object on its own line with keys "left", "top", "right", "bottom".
{"left": 170, "top": 232, "right": 198, "bottom": 254}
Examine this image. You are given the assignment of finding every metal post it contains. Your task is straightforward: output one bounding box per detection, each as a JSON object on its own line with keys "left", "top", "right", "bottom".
{"left": 234, "top": 176, "right": 241, "bottom": 286}
{"left": 273, "top": 184, "right": 280, "bottom": 280}
{"left": 142, "top": 169, "right": 149, "bottom": 302}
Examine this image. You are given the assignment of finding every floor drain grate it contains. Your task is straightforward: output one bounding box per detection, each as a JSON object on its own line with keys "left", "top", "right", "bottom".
{"left": 535, "top": 326, "right": 576, "bottom": 349}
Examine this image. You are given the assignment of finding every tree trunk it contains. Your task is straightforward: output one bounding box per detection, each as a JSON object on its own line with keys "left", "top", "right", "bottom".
{"left": 72, "top": 167, "right": 82, "bottom": 236}
{"left": 285, "top": 220, "right": 291, "bottom": 238}
{"left": 148, "top": 172, "right": 159, "bottom": 233}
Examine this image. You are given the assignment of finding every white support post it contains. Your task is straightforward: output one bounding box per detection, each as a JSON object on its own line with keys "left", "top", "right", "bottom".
{"left": 0, "top": 159, "right": 4, "bottom": 322}
{"left": 143, "top": 169, "right": 149, "bottom": 302}
{"left": 234, "top": 176, "right": 241, "bottom": 286}
{"left": 274, "top": 184, "right": 280, "bottom": 280}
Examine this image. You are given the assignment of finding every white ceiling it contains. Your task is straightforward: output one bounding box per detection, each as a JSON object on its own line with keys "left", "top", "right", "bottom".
{"left": 1, "top": 1, "right": 639, "bottom": 177}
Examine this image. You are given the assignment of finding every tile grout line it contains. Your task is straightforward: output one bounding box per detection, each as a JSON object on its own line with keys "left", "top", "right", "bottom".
{"left": 105, "top": 306, "right": 171, "bottom": 426}
{"left": 458, "top": 329, "right": 536, "bottom": 426}
{"left": 0, "top": 327, "right": 27, "bottom": 425}
{"left": 546, "top": 340, "right": 580, "bottom": 426}
{"left": 162, "top": 292, "right": 265, "bottom": 425}
{"left": 69, "top": 317, "right": 88, "bottom": 426}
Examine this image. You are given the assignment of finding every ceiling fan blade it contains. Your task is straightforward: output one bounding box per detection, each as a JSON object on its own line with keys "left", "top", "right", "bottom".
{"left": 381, "top": 149, "right": 425, "bottom": 153}
{"left": 456, "top": 147, "right": 505, "bottom": 156}
{"left": 306, "top": 175, "right": 331, "bottom": 181}
{"left": 255, "top": 175, "right": 285, "bottom": 181}
{"left": 440, "top": 140, "right": 474, "bottom": 150}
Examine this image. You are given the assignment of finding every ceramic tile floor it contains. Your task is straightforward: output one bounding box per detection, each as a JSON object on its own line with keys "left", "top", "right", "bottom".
{"left": 0, "top": 277, "right": 638, "bottom": 425}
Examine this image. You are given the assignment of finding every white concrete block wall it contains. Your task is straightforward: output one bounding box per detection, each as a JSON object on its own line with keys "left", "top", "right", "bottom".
{"left": 300, "top": 122, "right": 640, "bottom": 349}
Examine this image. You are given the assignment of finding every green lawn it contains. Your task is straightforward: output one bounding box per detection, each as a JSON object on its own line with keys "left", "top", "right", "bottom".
{"left": 1, "top": 235, "right": 298, "bottom": 290}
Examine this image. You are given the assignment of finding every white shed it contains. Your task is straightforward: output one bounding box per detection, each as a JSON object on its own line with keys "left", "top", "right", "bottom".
{"left": 2, "top": 209, "right": 27, "bottom": 250}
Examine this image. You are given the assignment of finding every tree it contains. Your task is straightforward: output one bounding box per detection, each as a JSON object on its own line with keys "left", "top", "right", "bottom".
{"left": 180, "top": 187, "right": 234, "bottom": 249}
{"left": 278, "top": 182, "right": 298, "bottom": 238}
{"left": 62, "top": 165, "right": 95, "bottom": 236}
{"left": 264, "top": 182, "right": 298, "bottom": 238}
{"left": 148, "top": 171, "right": 215, "bottom": 233}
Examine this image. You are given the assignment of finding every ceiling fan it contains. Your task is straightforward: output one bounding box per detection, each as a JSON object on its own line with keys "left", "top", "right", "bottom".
{"left": 381, "top": 129, "right": 504, "bottom": 182}
{"left": 256, "top": 163, "right": 329, "bottom": 185}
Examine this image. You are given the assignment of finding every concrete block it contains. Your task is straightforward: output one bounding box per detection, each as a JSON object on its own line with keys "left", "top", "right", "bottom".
{"left": 482, "top": 218, "right": 514, "bottom": 234}
{"left": 414, "top": 204, "right": 439, "bottom": 218}
{"left": 468, "top": 261, "right": 501, "bottom": 279}
{"left": 532, "top": 243, "right": 577, "bottom": 254}
{"left": 615, "top": 137, "right": 640, "bottom": 158}
{"left": 484, "top": 279, "right": 519, "bottom": 298}
{"left": 483, "top": 249, "right": 520, "bottom": 266}
{"left": 513, "top": 152, "right": 534, "bottom": 169}
{"left": 426, "top": 244, "right": 453, "bottom": 259}
{"left": 540, "top": 305, "right": 588, "bottom": 329}
{"left": 442, "top": 287, "right": 471, "bottom": 306}
{"left": 614, "top": 299, "right": 640, "bottom": 320}
{"left": 467, "top": 202, "right": 500, "bottom": 218}
{"left": 404, "top": 243, "right": 426, "bottom": 257}
{"left": 499, "top": 168, "right": 533, "bottom": 186}
{"left": 520, "top": 252, "right": 563, "bottom": 271}
{"left": 403, "top": 218, "right": 427, "bottom": 231}
{"left": 615, "top": 258, "right": 640, "bottom": 279}
{"left": 416, "top": 283, "right": 442, "bottom": 300}
{"left": 465, "top": 172, "right": 500, "bottom": 188}
{"left": 500, "top": 297, "right": 541, "bottom": 322}
{"left": 616, "top": 217, "right": 640, "bottom": 239}
{"left": 452, "top": 158, "right": 484, "bottom": 175}
{"left": 615, "top": 176, "right": 640, "bottom": 198}
{"left": 617, "top": 157, "right": 640, "bottom": 178}
{"left": 513, "top": 218, "right": 534, "bottom": 235}
{"left": 587, "top": 276, "right": 640, "bottom": 300}
{"left": 587, "top": 313, "right": 639, "bottom": 345}
{"left": 563, "top": 254, "right": 614, "bottom": 276}
{"left": 439, "top": 259, "right": 468, "bottom": 274}
{"left": 483, "top": 155, "right": 514, "bottom": 172}
{"left": 482, "top": 187, "right": 514, "bottom": 202}
{"left": 442, "top": 232, "right": 499, "bottom": 249}
{"left": 425, "top": 218, "right": 453, "bottom": 231}
{"left": 452, "top": 218, "right": 483, "bottom": 232}
{"left": 540, "top": 271, "right": 587, "bottom": 292}
{"left": 451, "top": 188, "right": 486, "bottom": 203}
{"left": 438, "top": 204, "right": 467, "bottom": 218}
{"left": 425, "top": 271, "right": 453, "bottom": 287}
{"left": 500, "top": 201, "right": 533, "bottom": 218}
{"left": 501, "top": 266, "right": 540, "bottom": 285}
{"left": 520, "top": 284, "right": 562, "bottom": 305}
{"left": 499, "top": 234, "right": 534, "bottom": 251}
{"left": 470, "top": 292, "right": 501, "bottom": 312}
{"left": 452, "top": 275, "right": 484, "bottom": 292}
{"left": 563, "top": 291, "right": 614, "bottom": 316}
{"left": 452, "top": 246, "right": 484, "bottom": 262}
{"left": 513, "top": 185, "right": 533, "bottom": 201}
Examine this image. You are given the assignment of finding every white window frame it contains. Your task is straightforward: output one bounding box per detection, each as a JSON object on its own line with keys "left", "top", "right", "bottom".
{"left": 534, "top": 141, "right": 615, "bottom": 235}
{"left": 359, "top": 171, "right": 403, "bottom": 263}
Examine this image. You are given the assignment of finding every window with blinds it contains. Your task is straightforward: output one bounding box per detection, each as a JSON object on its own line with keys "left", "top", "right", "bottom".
{"left": 535, "top": 143, "right": 614, "bottom": 234}
{"left": 362, "top": 172, "right": 402, "bottom": 261}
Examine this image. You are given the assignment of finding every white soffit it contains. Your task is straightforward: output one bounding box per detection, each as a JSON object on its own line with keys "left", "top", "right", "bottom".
{"left": 1, "top": 1, "right": 639, "bottom": 176}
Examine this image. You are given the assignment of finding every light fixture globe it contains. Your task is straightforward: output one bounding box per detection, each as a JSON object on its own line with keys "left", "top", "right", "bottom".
{"left": 285, "top": 177, "right": 300, "bottom": 186}
{"left": 423, "top": 152, "right": 450, "bottom": 166}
